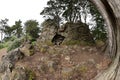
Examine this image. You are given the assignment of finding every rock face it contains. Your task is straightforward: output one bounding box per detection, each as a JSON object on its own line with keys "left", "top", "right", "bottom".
{"left": 40, "top": 25, "right": 57, "bottom": 42}
{"left": 0, "top": 48, "right": 35, "bottom": 80}
{"left": 39, "top": 21, "right": 94, "bottom": 45}
{"left": 60, "top": 22, "right": 94, "bottom": 43}
{"left": 0, "top": 48, "right": 24, "bottom": 73}
{"left": 20, "top": 43, "right": 34, "bottom": 56}
{"left": 0, "top": 48, "right": 24, "bottom": 80}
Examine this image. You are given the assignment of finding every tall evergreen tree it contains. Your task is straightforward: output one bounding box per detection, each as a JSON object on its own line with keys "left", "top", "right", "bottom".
{"left": 12, "top": 20, "right": 23, "bottom": 38}
{"left": 90, "top": 3, "right": 107, "bottom": 41}
{"left": 0, "top": 18, "right": 9, "bottom": 41}
{"left": 24, "top": 20, "right": 40, "bottom": 40}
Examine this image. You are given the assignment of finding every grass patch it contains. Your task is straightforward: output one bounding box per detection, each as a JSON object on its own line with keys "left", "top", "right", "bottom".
{"left": 63, "top": 40, "right": 94, "bottom": 46}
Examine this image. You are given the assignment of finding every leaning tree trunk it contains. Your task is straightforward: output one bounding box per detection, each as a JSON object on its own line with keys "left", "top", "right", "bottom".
{"left": 90, "top": 0, "right": 120, "bottom": 80}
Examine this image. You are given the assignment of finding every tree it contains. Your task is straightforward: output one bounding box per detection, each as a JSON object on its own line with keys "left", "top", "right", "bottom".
{"left": 40, "top": 0, "right": 62, "bottom": 29}
{"left": 90, "top": 0, "right": 120, "bottom": 79}
{"left": 0, "top": 18, "right": 9, "bottom": 41}
{"left": 24, "top": 20, "right": 40, "bottom": 40}
{"left": 3, "top": 26, "right": 13, "bottom": 37}
{"left": 90, "top": 3, "right": 107, "bottom": 41}
{"left": 41, "top": 0, "right": 107, "bottom": 42}
{"left": 40, "top": 0, "right": 91, "bottom": 25}
{"left": 12, "top": 20, "right": 23, "bottom": 38}
{"left": 41, "top": 19, "right": 58, "bottom": 32}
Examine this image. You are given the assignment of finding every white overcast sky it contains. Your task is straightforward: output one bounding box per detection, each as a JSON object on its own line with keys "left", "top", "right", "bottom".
{"left": 0, "top": 0, "right": 48, "bottom": 26}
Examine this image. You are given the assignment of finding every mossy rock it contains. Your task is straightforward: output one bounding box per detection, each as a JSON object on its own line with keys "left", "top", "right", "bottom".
{"left": 61, "top": 22, "right": 95, "bottom": 44}
{"left": 20, "top": 44, "right": 34, "bottom": 56}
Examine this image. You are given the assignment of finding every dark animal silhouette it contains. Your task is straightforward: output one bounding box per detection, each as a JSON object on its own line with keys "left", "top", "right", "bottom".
{"left": 51, "top": 33, "right": 65, "bottom": 45}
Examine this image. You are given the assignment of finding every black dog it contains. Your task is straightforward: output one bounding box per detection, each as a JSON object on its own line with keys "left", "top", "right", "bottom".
{"left": 51, "top": 33, "right": 65, "bottom": 45}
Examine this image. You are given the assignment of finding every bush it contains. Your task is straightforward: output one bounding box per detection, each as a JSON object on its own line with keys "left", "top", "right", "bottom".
{"left": 7, "top": 38, "right": 22, "bottom": 52}
{"left": 0, "top": 41, "right": 12, "bottom": 50}
{"left": 3, "top": 36, "right": 17, "bottom": 42}
{"left": 0, "top": 43, "right": 5, "bottom": 49}
{"left": 24, "top": 20, "right": 40, "bottom": 40}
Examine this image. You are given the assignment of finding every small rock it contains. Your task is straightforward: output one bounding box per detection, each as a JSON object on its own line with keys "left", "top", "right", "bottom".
{"left": 47, "top": 61, "right": 58, "bottom": 72}
{"left": 62, "top": 67, "right": 73, "bottom": 78}
{"left": 65, "top": 56, "right": 70, "bottom": 61}
{"left": 88, "top": 59, "right": 96, "bottom": 64}
{"left": 41, "top": 56, "right": 49, "bottom": 62}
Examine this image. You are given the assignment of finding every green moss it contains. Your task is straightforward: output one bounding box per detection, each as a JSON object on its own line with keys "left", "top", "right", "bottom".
{"left": 31, "top": 41, "right": 36, "bottom": 46}
{"left": 28, "top": 70, "right": 36, "bottom": 80}
{"left": 25, "top": 68, "right": 36, "bottom": 80}
{"left": 63, "top": 40, "right": 94, "bottom": 46}
{"left": 40, "top": 47, "right": 47, "bottom": 53}
{"left": 77, "top": 65, "right": 88, "bottom": 73}
{"left": 45, "top": 40, "right": 53, "bottom": 46}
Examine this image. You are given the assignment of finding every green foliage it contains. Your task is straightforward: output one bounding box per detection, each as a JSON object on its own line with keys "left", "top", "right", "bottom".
{"left": 41, "top": 0, "right": 91, "bottom": 24}
{"left": 0, "top": 43, "right": 5, "bottom": 49}
{"left": 0, "top": 19, "right": 23, "bottom": 42}
{"left": 27, "top": 70, "right": 36, "bottom": 80}
{"left": 3, "top": 36, "right": 17, "bottom": 42}
{"left": 0, "top": 41, "right": 12, "bottom": 50}
{"left": 12, "top": 20, "right": 23, "bottom": 38}
{"left": 24, "top": 20, "right": 40, "bottom": 40}
{"left": 7, "top": 38, "right": 23, "bottom": 52}
{"left": 31, "top": 41, "right": 36, "bottom": 46}
{"left": 0, "top": 18, "right": 10, "bottom": 41}
{"left": 41, "top": 0, "right": 107, "bottom": 42}
{"left": 3, "top": 26, "right": 13, "bottom": 37}
{"left": 89, "top": 2, "right": 107, "bottom": 41}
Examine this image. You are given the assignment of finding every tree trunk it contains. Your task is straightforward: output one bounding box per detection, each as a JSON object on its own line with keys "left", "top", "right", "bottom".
{"left": 90, "top": 0, "right": 120, "bottom": 80}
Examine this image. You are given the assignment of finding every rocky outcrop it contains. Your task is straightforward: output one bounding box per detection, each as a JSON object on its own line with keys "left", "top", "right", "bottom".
{"left": 40, "top": 25, "right": 57, "bottom": 42}
{"left": 0, "top": 48, "right": 35, "bottom": 80}
{"left": 39, "top": 21, "right": 94, "bottom": 46}
{"left": 20, "top": 43, "right": 34, "bottom": 56}
{"left": 0, "top": 48, "right": 24, "bottom": 80}
{"left": 0, "top": 48, "right": 24, "bottom": 73}
{"left": 60, "top": 22, "right": 94, "bottom": 43}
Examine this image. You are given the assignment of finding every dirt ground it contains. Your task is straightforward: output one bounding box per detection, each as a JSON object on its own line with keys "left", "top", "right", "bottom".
{"left": 16, "top": 45, "right": 111, "bottom": 80}
{"left": 0, "top": 48, "right": 7, "bottom": 60}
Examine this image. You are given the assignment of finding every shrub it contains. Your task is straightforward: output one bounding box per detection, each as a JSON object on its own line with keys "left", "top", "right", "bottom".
{"left": 0, "top": 43, "right": 5, "bottom": 49}
{"left": 7, "top": 38, "right": 22, "bottom": 52}
{"left": 27, "top": 70, "right": 36, "bottom": 80}
{"left": 24, "top": 20, "right": 40, "bottom": 40}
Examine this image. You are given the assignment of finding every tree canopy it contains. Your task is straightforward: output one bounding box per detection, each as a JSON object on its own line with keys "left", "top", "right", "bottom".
{"left": 41, "top": 0, "right": 107, "bottom": 41}
{"left": 24, "top": 20, "right": 40, "bottom": 40}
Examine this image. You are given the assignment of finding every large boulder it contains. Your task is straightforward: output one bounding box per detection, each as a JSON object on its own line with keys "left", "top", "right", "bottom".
{"left": 40, "top": 25, "right": 57, "bottom": 42}
{"left": 19, "top": 43, "right": 34, "bottom": 56}
{"left": 60, "top": 22, "right": 94, "bottom": 44}
{"left": 0, "top": 48, "right": 24, "bottom": 73}
{"left": 39, "top": 21, "right": 94, "bottom": 45}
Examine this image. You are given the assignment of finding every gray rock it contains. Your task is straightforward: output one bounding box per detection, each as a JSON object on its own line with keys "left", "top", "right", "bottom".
{"left": 47, "top": 60, "right": 58, "bottom": 72}
{"left": 1, "top": 73, "right": 10, "bottom": 80}
{"left": 0, "top": 61, "right": 14, "bottom": 73}
{"left": 0, "top": 48, "right": 24, "bottom": 73}
{"left": 11, "top": 66, "right": 27, "bottom": 80}
{"left": 2, "top": 48, "right": 24, "bottom": 62}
